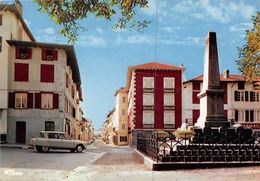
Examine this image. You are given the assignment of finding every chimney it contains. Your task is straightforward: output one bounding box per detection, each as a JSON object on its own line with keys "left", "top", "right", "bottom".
{"left": 15, "top": 0, "right": 23, "bottom": 16}
{"left": 223, "top": 70, "right": 229, "bottom": 79}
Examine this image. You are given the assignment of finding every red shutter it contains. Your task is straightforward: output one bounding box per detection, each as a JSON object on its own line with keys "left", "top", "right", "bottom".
{"left": 192, "top": 92, "right": 200, "bottom": 104}
{"left": 42, "top": 48, "right": 47, "bottom": 60}
{"left": 15, "top": 47, "right": 20, "bottom": 59}
{"left": 8, "top": 92, "right": 15, "bottom": 108}
{"left": 28, "top": 93, "right": 34, "bottom": 108}
{"left": 192, "top": 82, "right": 200, "bottom": 90}
{"left": 41, "top": 64, "right": 54, "bottom": 82}
{"left": 14, "top": 63, "right": 29, "bottom": 82}
{"left": 53, "top": 93, "right": 59, "bottom": 109}
{"left": 53, "top": 50, "right": 58, "bottom": 61}
{"left": 27, "top": 48, "right": 32, "bottom": 59}
{"left": 192, "top": 110, "right": 200, "bottom": 125}
{"left": 35, "top": 93, "right": 41, "bottom": 109}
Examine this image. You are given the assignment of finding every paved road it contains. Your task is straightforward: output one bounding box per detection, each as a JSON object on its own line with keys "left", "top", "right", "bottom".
{"left": 1, "top": 140, "right": 260, "bottom": 181}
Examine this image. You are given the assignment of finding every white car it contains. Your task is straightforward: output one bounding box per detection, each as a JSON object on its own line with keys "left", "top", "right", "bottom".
{"left": 30, "top": 131, "right": 87, "bottom": 153}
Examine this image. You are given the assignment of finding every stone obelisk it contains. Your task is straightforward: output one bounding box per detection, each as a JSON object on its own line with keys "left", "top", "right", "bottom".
{"left": 195, "top": 32, "right": 230, "bottom": 128}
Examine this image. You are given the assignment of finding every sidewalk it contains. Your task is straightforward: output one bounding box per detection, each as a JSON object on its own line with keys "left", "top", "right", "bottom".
{"left": 0, "top": 143, "right": 29, "bottom": 149}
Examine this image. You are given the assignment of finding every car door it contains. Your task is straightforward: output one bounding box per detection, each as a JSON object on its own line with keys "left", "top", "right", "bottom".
{"left": 59, "top": 133, "right": 75, "bottom": 149}
{"left": 48, "top": 133, "right": 62, "bottom": 148}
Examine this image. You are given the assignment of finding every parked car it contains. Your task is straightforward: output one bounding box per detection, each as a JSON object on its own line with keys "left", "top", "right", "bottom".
{"left": 30, "top": 131, "right": 87, "bottom": 153}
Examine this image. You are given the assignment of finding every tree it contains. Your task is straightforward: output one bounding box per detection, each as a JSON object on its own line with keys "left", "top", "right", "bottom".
{"left": 236, "top": 12, "right": 260, "bottom": 88}
{"left": 34, "top": 0, "right": 150, "bottom": 43}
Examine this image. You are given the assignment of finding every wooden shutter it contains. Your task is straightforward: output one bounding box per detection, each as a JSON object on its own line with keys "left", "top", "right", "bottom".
{"left": 234, "top": 91, "right": 238, "bottom": 102}
{"left": 53, "top": 93, "right": 59, "bottom": 109}
{"left": 53, "top": 50, "right": 58, "bottom": 61}
{"left": 15, "top": 47, "right": 20, "bottom": 59}
{"left": 235, "top": 110, "right": 238, "bottom": 122}
{"left": 42, "top": 48, "right": 47, "bottom": 60}
{"left": 245, "top": 91, "right": 249, "bottom": 102}
{"left": 35, "top": 93, "right": 41, "bottom": 109}
{"left": 8, "top": 92, "right": 15, "bottom": 108}
{"left": 41, "top": 64, "right": 54, "bottom": 82}
{"left": 27, "top": 48, "right": 32, "bottom": 59}
{"left": 14, "top": 63, "right": 29, "bottom": 82}
{"left": 27, "top": 93, "right": 34, "bottom": 108}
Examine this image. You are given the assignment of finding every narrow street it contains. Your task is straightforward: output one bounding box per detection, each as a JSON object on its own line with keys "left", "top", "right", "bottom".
{"left": 1, "top": 140, "right": 260, "bottom": 181}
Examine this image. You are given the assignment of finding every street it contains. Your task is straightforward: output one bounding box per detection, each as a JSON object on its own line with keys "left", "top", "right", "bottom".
{"left": 0, "top": 140, "right": 260, "bottom": 181}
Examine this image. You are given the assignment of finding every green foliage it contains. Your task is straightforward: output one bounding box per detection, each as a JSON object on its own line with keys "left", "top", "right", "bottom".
{"left": 236, "top": 12, "right": 260, "bottom": 87}
{"left": 33, "top": 0, "right": 150, "bottom": 44}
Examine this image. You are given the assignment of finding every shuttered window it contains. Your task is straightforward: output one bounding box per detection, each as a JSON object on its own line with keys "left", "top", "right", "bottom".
{"left": 164, "top": 93, "right": 174, "bottom": 106}
{"left": 15, "top": 47, "right": 32, "bottom": 59}
{"left": 143, "top": 111, "right": 154, "bottom": 125}
{"left": 143, "top": 93, "right": 154, "bottom": 105}
{"left": 41, "top": 93, "right": 53, "bottom": 109}
{"left": 143, "top": 77, "right": 154, "bottom": 88}
{"left": 42, "top": 49, "right": 58, "bottom": 61}
{"left": 164, "top": 111, "right": 175, "bottom": 124}
{"left": 14, "top": 63, "right": 29, "bottom": 82}
{"left": 40, "top": 64, "right": 54, "bottom": 82}
{"left": 15, "top": 93, "right": 27, "bottom": 109}
{"left": 164, "top": 78, "right": 175, "bottom": 89}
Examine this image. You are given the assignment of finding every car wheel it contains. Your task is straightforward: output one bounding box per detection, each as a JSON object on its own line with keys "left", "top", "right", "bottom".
{"left": 42, "top": 146, "right": 49, "bottom": 153}
{"left": 70, "top": 149, "right": 75, "bottom": 153}
{"left": 36, "top": 146, "right": 42, "bottom": 152}
{"left": 76, "top": 145, "right": 83, "bottom": 153}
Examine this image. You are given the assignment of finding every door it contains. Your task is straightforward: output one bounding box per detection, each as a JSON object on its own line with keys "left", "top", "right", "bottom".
{"left": 16, "top": 122, "right": 26, "bottom": 144}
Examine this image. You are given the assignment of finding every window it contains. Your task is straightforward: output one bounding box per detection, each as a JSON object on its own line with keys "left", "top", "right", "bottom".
{"left": 235, "top": 110, "right": 239, "bottom": 122}
{"left": 122, "top": 96, "right": 126, "bottom": 103}
{"left": 192, "top": 82, "right": 200, "bottom": 104}
{"left": 245, "top": 110, "right": 254, "bottom": 122}
{"left": 41, "top": 93, "right": 53, "bottom": 109}
{"left": 164, "top": 77, "right": 175, "bottom": 89}
{"left": 164, "top": 93, "right": 174, "bottom": 106}
{"left": 122, "top": 124, "right": 125, "bottom": 130}
{"left": 143, "top": 93, "right": 154, "bottom": 105}
{"left": 0, "top": 36, "right": 2, "bottom": 52}
{"left": 15, "top": 47, "right": 32, "bottom": 59}
{"left": 122, "top": 109, "right": 125, "bottom": 115}
{"left": 72, "top": 107, "right": 76, "bottom": 118}
{"left": 238, "top": 82, "right": 245, "bottom": 90}
{"left": 66, "top": 74, "right": 69, "bottom": 88}
{"left": 41, "top": 64, "right": 54, "bottom": 82}
{"left": 164, "top": 111, "right": 175, "bottom": 128}
{"left": 14, "top": 63, "right": 29, "bottom": 82}
{"left": 0, "top": 14, "right": 2, "bottom": 25}
{"left": 45, "top": 121, "right": 55, "bottom": 131}
{"left": 143, "top": 111, "right": 154, "bottom": 128}
{"left": 143, "top": 77, "right": 154, "bottom": 89}
{"left": 42, "top": 49, "right": 58, "bottom": 61}
{"left": 15, "top": 93, "right": 27, "bottom": 109}
{"left": 48, "top": 133, "right": 58, "bottom": 139}
{"left": 120, "top": 136, "right": 127, "bottom": 142}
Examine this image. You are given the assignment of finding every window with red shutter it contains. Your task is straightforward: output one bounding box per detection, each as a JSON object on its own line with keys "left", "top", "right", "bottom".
{"left": 42, "top": 48, "right": 47, "bottom": 60}
{"left": 14, "top": 63, "right": 29, "bottom": 82}
{"left": 42, "top": 49, "right": 58, "bottom": 61}
{"left": 40, "top": 64, "right": 54, "bottom": 82}
{"left": 192, "top": 110, "right": 200, "bottom": 125}
{"left": 15, "top": 47, "right": 32, "bottom": 59}
{"left": 35, "top": 93, "right": 41, "bottom": 109}
{"left": 27, "top": 93, "right": 34, "bottom": 109}
{"left": 8, "top": 92, "right": 15, "bottom": 108}
{"left": 192, "top": 92, "right": 200, "bottom": 104}
{"left": 53, "top": 93, "right": 59, "bottom": 109}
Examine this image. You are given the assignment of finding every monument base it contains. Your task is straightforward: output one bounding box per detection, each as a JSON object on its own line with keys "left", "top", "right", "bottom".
{"left": 204, "top": 121, "right": 230, "bottom": 127}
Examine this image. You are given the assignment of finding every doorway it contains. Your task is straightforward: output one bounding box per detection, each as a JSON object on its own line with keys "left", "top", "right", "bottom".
{"left": 16, "top": 121, "right": 26, "bottom": 144}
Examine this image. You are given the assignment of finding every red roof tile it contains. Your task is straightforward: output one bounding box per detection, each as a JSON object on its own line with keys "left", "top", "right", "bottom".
{"left": 129, "top": 62, "right": 183, "bottom": 71}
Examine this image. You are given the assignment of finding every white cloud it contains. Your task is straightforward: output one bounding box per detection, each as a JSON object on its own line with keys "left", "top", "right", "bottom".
{"left": 96, "top": 27, "right": 104, "bottom": 34}
{"left": 78, "top": 36, "right": 107, "bottom": 47}
{"left": 125, "top": 35, "right": 154, "bottom": 45}
{"left": 161, "top": 26, "right": 181, "bottom": 33}
{"left": 43, "top": 27, "right": 55, "bottom": 35}
{"left": 172, "top": 0, "right": 256, "bottom": 23}
{"left": 229, "top": 23, "right": 251, "bottom": 33}
{"left": 112, "top": 28, "right": 126, "bottom": 33}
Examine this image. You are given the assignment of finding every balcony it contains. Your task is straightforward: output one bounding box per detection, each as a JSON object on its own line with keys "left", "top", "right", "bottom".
{"left": 143, "top": 88, "right": 154, "bottom": 93}
{"left": 143, "top": 124, "right": 154, "bottom": 129}
{"left": 164, "top": 105, "right": 175, "bottom": 110}
{"left": 164, "top": 124, "right": 175, "bottom": 129}
{"left": 164, "top": 88, "right": 175, "bottom": 93}
{"left": 143, "top": 105, "right": 154, "bottom": 110}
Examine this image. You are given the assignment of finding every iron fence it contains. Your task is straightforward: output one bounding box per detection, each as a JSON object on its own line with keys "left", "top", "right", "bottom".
{"left": 137, "top": 131, "right": 260, "bottom": 163}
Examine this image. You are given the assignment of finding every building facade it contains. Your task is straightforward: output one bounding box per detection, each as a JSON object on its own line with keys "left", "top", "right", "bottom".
{"left": 0, "top": 1, "right": 84, "bottom": 144}
{"left": 126, "top": 62, "right": 184, "bottom": 144}
{"left": 102, "top": 109, "right": 114, "bottom": 144}
{"left": 183, "top": 70, "right": 260, "bottom": 136}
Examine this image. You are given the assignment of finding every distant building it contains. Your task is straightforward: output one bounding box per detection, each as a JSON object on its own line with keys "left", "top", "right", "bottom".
{"left": 0, "top": 1, "right": 84, "bottom": 144}
{"left": 112, "top": 87, "right": 128, "bottom": 145}
{"left": 183, "top": 70, "right": 260, "bottom": 136}
{"left": 126, "top": 62, "right": 184, "bottom": 145}
{"left": 102, "top": 109, "right": 115, "bottom": 144}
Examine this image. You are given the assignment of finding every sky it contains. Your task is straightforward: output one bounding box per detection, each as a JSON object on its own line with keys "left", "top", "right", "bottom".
{"left": 9, "top": 0, "right": 259, "bottom": 129}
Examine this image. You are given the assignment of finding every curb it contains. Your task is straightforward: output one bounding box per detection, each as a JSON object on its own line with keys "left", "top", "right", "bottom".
{"left": 0, "top": 144, "right": 29, "bottom": 149}
{"left": 134, "top": 149, "right": 155, "bottom": 170}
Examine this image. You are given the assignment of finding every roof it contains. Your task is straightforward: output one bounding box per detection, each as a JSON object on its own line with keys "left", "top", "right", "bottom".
{"left": 184, "top": 74, "right": 260, "bottom": 83}
{"left": 126, "top": 62, "right": 183, "bottom": 90}
{"left": 114, "top": 87, "right": 126, "bottom": 96}
{"left": 0, "top": 3, "right": 35, "bottom": 42}
{"left": 106, "top": 108, "right": 115, "bottom": 118}
{"left": 6, "top": 40, "right": 83, "bottom": 100}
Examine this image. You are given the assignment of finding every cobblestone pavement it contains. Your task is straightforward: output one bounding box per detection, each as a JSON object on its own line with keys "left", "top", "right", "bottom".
{"left": 1, "top": 140, "right": 260, "bottom": 181}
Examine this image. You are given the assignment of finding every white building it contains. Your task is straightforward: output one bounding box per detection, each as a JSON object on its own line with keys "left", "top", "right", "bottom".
{"left": 0, "top": 1, "right": 83, "bottom": 144}
{"left": 183, "top": 70, "right": 260, "bottom": 136}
